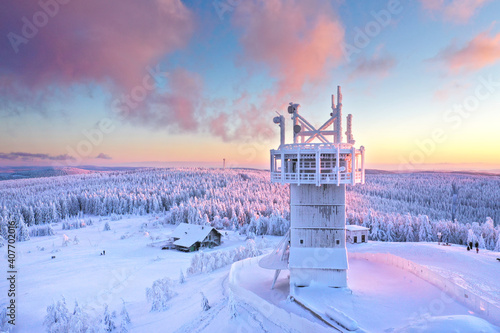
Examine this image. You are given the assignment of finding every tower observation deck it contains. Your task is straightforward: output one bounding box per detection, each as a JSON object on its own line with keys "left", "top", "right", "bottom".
{"left": 268, "top": 86, "right": 366, "bottom": 289}
{"left": 270, "top": 86, "right": 365, "bottom": 187}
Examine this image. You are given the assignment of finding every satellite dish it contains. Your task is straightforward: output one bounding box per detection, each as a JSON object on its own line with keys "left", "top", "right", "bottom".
{"left": 273, "top": 116, "right": 281, "bottom": 124}
{"left": 288, "top": 105, "right": 294, "bottom": 114}
{"left": 293, "top": 125, "right": 301, "bottom": 134}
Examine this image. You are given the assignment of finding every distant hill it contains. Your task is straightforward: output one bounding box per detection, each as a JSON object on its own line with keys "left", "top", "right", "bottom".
{"left": 419, "top": 170, "right": 500, "bottom": 177}
{"left": 0, "top": 165, "right": 144, "bottom": 181}
{"left": 0, "top": 167, "right": 93, "bottom": 181}
{"left": 365, "top": 169, "right": 396, "bottom": 174}
{"left": 366, "top": 169, "right": 500, "bottom": 177}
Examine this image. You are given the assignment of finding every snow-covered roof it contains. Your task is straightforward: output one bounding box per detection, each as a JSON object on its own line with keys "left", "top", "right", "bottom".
{"left": 171, "top": 223, "right": 221, "bottom": 248}
{"left": 345, "top": 225, "right": 369, "bottom": 231}
{"left": 288, "top": 247, "right": 348, "bottom": 270}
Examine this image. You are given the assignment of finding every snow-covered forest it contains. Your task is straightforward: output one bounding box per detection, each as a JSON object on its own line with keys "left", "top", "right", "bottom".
{"left": 0, "top": 168, "right": 499, "bottom": 250}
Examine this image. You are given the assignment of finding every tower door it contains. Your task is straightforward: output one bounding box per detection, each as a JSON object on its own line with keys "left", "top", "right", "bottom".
{"left": 354, "top": 236, "right": 357, "bottom": 243}
{"left": 362, "top": 234, "right": 366, "bottom": 243}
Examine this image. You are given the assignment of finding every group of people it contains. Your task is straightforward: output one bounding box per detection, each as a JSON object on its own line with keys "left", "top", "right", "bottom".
{"left": 466, "top": 242, "right": 479, "bottom": 253}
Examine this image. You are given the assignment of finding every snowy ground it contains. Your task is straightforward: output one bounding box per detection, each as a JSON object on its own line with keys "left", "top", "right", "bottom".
{"left": 0, "top": 216, "right": 280, "bottom": 332}
{"left": 1, "top": 216, "right": 500, "bottom": 332}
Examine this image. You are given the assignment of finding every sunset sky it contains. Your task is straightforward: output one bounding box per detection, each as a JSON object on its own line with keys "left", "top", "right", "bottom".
{"left": 1, "top": 0, "right": 499, "bottom": 171}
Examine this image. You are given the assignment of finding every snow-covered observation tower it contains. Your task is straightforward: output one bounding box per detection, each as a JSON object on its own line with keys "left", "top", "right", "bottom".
{"left": 264, "top": 86, "right": 365, "bottom": 288}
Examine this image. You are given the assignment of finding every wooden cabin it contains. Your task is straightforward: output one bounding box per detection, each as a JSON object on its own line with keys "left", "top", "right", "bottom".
{"left": 170, "top": 223, "right": 222, "bottom": 252}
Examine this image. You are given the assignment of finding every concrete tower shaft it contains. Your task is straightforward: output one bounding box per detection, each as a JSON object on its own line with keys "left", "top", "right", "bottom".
{"left": 289, "top": 184, "right": 348, "bottom": 287}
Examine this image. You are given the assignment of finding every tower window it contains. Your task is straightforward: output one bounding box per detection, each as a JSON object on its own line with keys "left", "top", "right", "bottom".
{"left": 336, "top": 240, "right": 340, "bottom": 245}
{"left": 300, "top": 239, "right": 304, "bottom": 244}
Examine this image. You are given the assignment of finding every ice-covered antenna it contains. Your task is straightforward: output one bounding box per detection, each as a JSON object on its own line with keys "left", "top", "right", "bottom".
{"left": 346, "top": 114, "right": 355, "bottom": 145}
{"left": 335, "top": 86, "right": 343, "bottom": 144}
{"left": 273, "top": 112, "right": 286, "bottom": 148}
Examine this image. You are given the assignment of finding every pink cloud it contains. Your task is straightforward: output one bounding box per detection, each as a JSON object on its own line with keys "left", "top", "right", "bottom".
{"left": 131, "top": 69, "right": 204, "bottom": 131}
{"left": 0, "top": 0, "right": 197, "bottom": 128}
{"left": 0, "top": 0, "right": 347, "bottom": 143}
{"left": 420, "top": 0, "right": 491, "bottom": 23}
{"left": 208, "top": 93, "right": 268, "bottom": 142}
{"left": 96, "top": 153, "right": 112, "bottom": 160}
{"left": 0, "top": 152, "right": 75, "bottom": 161}
{"left": 432, "top": 31, "right": 500, "bottom": 72}
{"left": 232, "top": 0, "right": 345, "bottom": 102}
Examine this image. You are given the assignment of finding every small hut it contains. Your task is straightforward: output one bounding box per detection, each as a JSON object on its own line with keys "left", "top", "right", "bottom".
{"left": 345, "top": 225, "right": 369, "bottom": 244}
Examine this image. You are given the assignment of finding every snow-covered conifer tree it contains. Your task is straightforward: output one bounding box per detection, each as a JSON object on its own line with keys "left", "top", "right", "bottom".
{"left": 482, "top": 217, "right": 496, "bottom": 250}
{"left": 0, "top": 219, "right": 8, "bottom": 240}
{"left": 478, "top": 235, "right": 486, "bottom": 249}
{"left": 362, "top": 209, "right": 373, "bottom": 229}
{"left": 0, "top": 307, "right": 12, "bottom": 332}
{"left": 44, "top": 297, "right": 70, "bottom": 333}
{"left": 17, "top": 216, "right": 30, "bottom": 242}
{"left": 466, "top": 229, "right": 476, "bottom": 247}
{"left": 386, "top": 220, "right": 395, "bottom": 242}
{"left": 120, "top": 301, "right": 131, "bottom": 326}
{"left": 404, "top": 214, "right": 415, "bottom": 242}
{"left": 494, "top": 235, "right": 500, "bottom": 252}
{"left": 471, "top": 222, "right": 482, "bottom": 241}
{"left": 418, "top": 215, "right": 433, "bottom": 242}
{"left": 119, "top": 318, "right": 129, "bottom": 333}
{"left": 104, "top": 221, "right": 111, "bottom": 231}
{"left": 245, "top": 239, "right": 260, "bottom": 257}
{"left": 200, "top": 292, "right": 211, "bottom": 311}
{"left": 369, "top": 217, "right": 380, "bottom": 241}
{"left": 102, "top": 304, "right": 116, "bottom": 332}
{"left": 203, "top": 214, "right": 210, "bottom": 226}
{"left": 146, "top": 277, "right": 177, "bottom": 311}
{"left": 68, "top": 300, "right": 87, "bottom": 333}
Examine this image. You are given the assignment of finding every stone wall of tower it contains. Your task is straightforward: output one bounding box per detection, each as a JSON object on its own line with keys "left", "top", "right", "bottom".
{"left": 289, "top": 184, "right": 348, "bottom": 287}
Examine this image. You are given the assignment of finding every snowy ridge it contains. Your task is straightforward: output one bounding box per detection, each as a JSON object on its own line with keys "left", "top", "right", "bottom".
{"left": 348, "top": 242, "right": 500, "bottom": 306}
{"left": 349, "top": 251, "right": 500, "bottom": 326}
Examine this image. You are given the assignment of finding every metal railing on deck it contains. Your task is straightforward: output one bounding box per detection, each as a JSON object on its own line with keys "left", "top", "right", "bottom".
{"left": 271, "top": 170, "right": 363, "bottom": 185}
